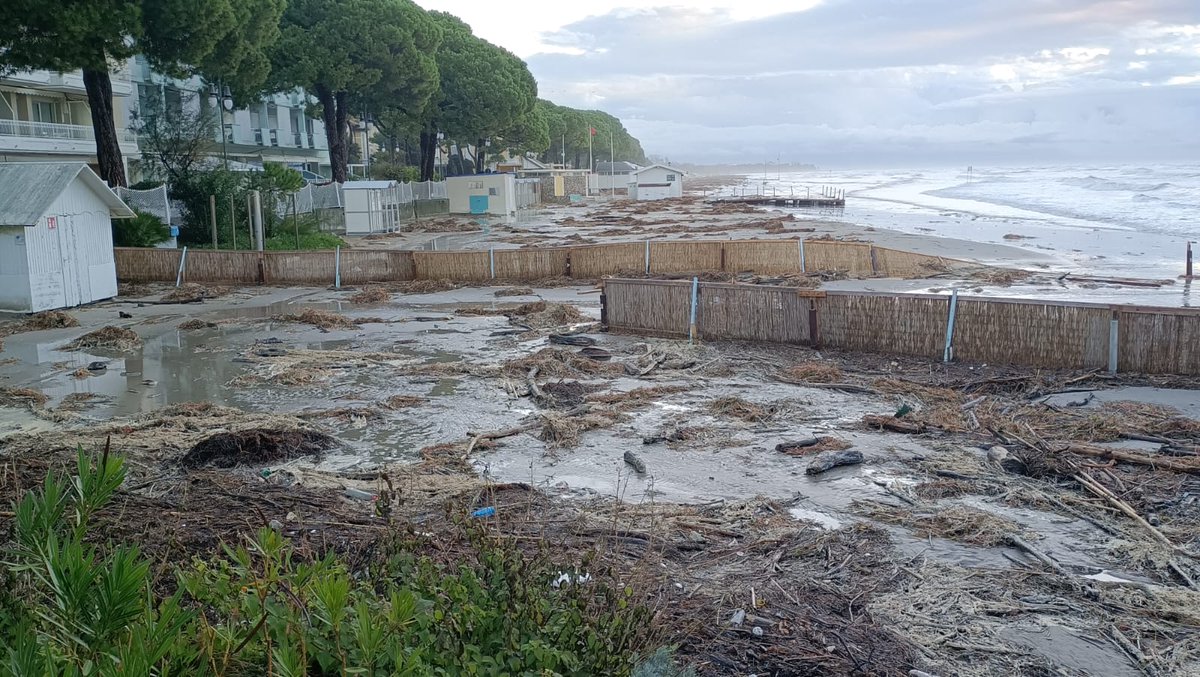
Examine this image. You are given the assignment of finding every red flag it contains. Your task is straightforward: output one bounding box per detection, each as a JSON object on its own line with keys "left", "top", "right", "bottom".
{"left": 590, "top": 127, "right": 596, "bottom": 136}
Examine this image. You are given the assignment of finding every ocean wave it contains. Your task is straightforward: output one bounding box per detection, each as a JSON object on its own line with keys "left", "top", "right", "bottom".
{"left": 1061, "top": 176, "right": 1172, "bottom": 192}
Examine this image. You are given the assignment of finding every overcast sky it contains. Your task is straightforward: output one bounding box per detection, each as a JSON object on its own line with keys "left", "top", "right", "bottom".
{"left": 420, "top": 1, "right": 1200, "bottom": 166}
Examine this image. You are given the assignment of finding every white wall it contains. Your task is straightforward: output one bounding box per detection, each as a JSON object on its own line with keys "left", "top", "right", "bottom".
{"left": 633, "top": 166, "right": 683, "bottom": 200}
{"left": 447, "top": 175, "right": 517, "bottom": 216}
{"left": 0, "top": 226, "right": 31, "bottom": 312}
{"left": 15, "top": 179, "right": 120, "bottom": 312}
{"left": 588, "top": 173, "right": 635, "bottom": 193}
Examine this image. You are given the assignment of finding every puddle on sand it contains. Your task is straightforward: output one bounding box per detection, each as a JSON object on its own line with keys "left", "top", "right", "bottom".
{"left": 999, "top": 624, "right": 1142, "bottom": 677}
{"left": 1042, "top": 386, "right": 1200, "bottom": 418}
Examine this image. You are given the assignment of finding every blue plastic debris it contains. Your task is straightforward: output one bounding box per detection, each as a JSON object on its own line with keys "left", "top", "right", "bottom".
{"left": 471, "top": 507, "right": 496, "bottom": 518}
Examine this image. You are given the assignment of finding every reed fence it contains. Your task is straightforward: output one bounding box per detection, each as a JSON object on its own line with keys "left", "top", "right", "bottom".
{"left": 115, "top": 238, "right": 955, "bottom": 287}
{"left": 601, "top": 278, "right": 1200, "bottom": 376}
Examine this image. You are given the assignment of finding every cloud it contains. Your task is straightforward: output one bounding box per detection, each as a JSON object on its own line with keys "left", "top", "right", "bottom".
{"left": 525, "top": 0, "right": 1200, "bottom": 164}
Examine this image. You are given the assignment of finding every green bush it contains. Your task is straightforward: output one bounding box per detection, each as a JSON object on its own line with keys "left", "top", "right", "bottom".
{"left": 1, "top": 451, "right": 667, "bottom": 676}
{"left": 112, "top": 209, "right": 172, "bottom": 248}
{"left": 368, "top": 161, "right": 419, "bottom": 183}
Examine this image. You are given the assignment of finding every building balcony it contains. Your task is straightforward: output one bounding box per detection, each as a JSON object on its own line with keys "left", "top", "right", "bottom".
{"left": 0, "top": 119, "right": 138, "bottom": 155}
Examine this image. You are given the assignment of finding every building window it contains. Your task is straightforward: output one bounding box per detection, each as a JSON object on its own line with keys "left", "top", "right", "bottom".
{"left": 32, "top": 100, "right": 60, "bottom": 124}
{"left": 488, "top": 187, "right": 497, "bottom": 196}
{"left": 666, "top": 173, "right": 676, "bottom": 182}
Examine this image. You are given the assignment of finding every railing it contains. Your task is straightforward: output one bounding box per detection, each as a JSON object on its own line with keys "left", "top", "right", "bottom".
{"left": 0, "top": 119, "right": 137, "bottom": 144}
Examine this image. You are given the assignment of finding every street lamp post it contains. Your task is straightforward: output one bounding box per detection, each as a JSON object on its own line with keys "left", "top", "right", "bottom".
{"left": 211, "top": 83, "right": 234, "bottom": 169}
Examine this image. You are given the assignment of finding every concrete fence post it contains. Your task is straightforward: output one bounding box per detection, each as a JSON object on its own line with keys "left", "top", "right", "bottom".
{"left": 644, "top": 239, "right": 651, "bottom": 274}
{"left": 688, "top": 277, "right": 700, "bottom": 344}
{"left": 175, "top": 246, "right": 188, "bottom": 287}
{"left": 798, "top": 239, "right": 806, "bottom": 273}
{"left": 334, "top": 245, "right": 341, "bottom": 289}
{"left": 489, "top": 248, "right": 496, "bottom": 279}
{"left": 943, "top": 289, "right": 959, "bottom": 363}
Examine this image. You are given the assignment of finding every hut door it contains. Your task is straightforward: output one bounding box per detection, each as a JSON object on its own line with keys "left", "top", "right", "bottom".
{"left": 56, "top": 216, "right": 83, "bottom": 307}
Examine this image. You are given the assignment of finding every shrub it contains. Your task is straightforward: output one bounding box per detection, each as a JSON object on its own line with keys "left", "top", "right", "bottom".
{"left": 112, "top": 209, "right": 172, "bottom": 248}
{"left": 1, "top": 450, "right": 667, "bottom": 675}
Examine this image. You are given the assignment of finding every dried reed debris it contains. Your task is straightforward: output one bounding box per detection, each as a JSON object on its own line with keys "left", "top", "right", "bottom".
{"left": 61, "top": 326, "right": 142, "bottom": 352}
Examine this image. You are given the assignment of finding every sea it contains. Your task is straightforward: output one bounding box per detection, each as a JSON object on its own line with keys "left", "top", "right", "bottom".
{"left": 721, "top": 164, "right": 1200, "bottom": 282}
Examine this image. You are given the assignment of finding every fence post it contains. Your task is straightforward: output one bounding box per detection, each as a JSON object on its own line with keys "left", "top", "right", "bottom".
{"left": 489, "top": 248, "right": 495, "bottom": 279}
{"left": 644, "top": 239, "right": 651, "bottom": 274}
{"left": 798, "top": 239, "right": 806, "bottom": 273}
{"left": 334, "top": 245, "right": 342, "bottom": 289}
{"left": 1187, "top": 241, "right": 1194, "bottom": 279}
{"left": 943, "top": 289, "right": 959, "bottom": 363}
{"left": 808, "top": 298, "right": 820, "bottom": 347}
{"left": 209, "top": 195, "right": 218, "bottom": 249}
{"left": 869, "top": 245, "right": 879, "bottom": 276}
{"left": 1108, "top": 310, "right": 1119, "bottom": 374}
{"left": 688, "top": 277, "right": 699, "bottom": 344}
{"left": 175, "top": 246, "right": 188, "bottom": 287}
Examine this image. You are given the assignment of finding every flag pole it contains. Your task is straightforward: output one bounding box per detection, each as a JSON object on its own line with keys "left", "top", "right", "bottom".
{"left": 588, "top": 127, "right": 593, "bottom": 196}
{"left": 609, "top": 131, "right": 615, "bottom": 198}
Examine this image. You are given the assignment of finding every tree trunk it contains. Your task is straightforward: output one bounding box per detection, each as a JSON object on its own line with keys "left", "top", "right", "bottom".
{"left": 335, "top": 91, "right": 350, "bottom": 177}
{"left": 316, "top": 85, "right": 347, "bottom": 183}
{"left": 475, "top": 137, "right": 486, "bottom": 173}
{"left": 418, "top": 129, "right": 433, "bottom": 181}
{"left": 82, "top": 68, "right": 127, "bottom": 187}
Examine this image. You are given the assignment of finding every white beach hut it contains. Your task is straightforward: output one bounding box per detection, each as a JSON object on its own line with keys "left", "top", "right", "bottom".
{"left": 631, "top": 164, "right": 685, "bottom": 201}
{"left": 342, "top": 180, "right": 403, "bottom": 235}
{"left": 0, "top": 162, "right": 133, "bottom": 312}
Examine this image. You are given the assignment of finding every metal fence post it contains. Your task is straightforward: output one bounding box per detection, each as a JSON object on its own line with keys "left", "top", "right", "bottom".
{"left": 175, "top": 246, "right": 188, "bottom": 287}
{"left": 1108, "top": 311, "right": 1119, "bottom": 374}
{"left": 644, "top": 239, "right": 651, "bottom": 274}
{"left": 334, "top": 245, "right": 341, "bottom": 289}
{"left": 943, "top": 289, "right": 959, "bottom": 363}
{"left": 688, "top": 277, "right": 699, "bottom": 344}
{"left": 489, "top": 248, "right": 496, "bottom": 279}
{"left": 798, "top": 239, "right": 806, "bottom": 273}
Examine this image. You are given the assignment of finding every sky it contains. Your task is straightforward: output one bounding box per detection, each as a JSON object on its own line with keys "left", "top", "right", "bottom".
{"left": 419, "top": 1, "right": 1200, "bottom": 166}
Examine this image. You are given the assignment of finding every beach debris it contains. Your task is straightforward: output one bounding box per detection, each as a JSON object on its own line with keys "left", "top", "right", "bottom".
{"left": 729, "top": 609, "right": 746, "bottom": 627}
{"left": 578, "top": 346, "right": 611, "bottom": 361}
{"left": 161, "top": 283, "right": 227, "bottom": 303}
{"left": 776, "top": 437, "right": 851, "bottom": 456}
{"left": 0, "top": 387, "right": 49, "bottom": 408}
{"left": 707, "top": 396, "right": 778, "bottom": 423}
{"left": 61, "top": 326, "right": 142, "bottom": 352}
{"left": 494, "top": 286, "right": 533, "bottom": 297}
{"left": 805, "top": 450, "right": 864, "bottom": 475}
{"left": 863, "top": 414, "right": 926, "bottom": 434}
{"left": 471, "top": 506, "right": 496, "bottom": 518}
{"left": 343, "top": 487, "right": 376, "bottom": 501}
{"left": 384, "top": 395, "right": 425, "bottom": 409}
{"left": 273, "top": 308, "right": 359, "bottom": 331}
{"left": 511, "top": 301, "right": 588, "bottom": 329}
{"left": 86, "top": 361, "right": 108, "bottom": 371}
{"left": 348, "top": 286, "right": 390, "bottom": 304}
{"left": 548, "top": 334, "right": 597, "bottom": 346}
{"left": 503, "top": 347, "right": 623, "bottom": 378}
{"left": 782, "top": 362, "right": 843, "bottom": 383}
{"left": 623, "top": 450, "right": 647, "bottom": 474}
{"left": 180, "top": 428, "right": 335, "bottom": 469}
{"left": 178, "top": 318, "right": 218, "bottom": 330}
{"left": 0, "top": 310, "right": 80, "bottom": 335}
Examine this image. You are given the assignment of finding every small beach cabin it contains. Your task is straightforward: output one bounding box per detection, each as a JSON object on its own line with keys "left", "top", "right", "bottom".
{"left": 343, "top": 181, "right": 403, "bottom": 235}
{"left": 447, "top": 174, "right": 517, "bottom": 217}
{"left": 631, "top": 164, "right": 685, "bottom": 201}
{"left": 0, "top": 162, "right": 133, "bottom": 312}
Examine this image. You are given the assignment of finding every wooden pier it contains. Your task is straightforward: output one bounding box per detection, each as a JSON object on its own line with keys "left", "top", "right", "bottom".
{"left": 707, "top": 185, "right": 846, "bottom": 208}
{"left": 710, "top": 195, "right": 845, "bottom": 208}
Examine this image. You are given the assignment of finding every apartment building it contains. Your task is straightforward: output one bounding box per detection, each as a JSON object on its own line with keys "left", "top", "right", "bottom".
{"left": 0, "top": 61, "right": 139, "bottom": 174}
{"left": 0, "top": 57, "right": 331, "bottom": 182}
{"left": 128, "top": 56, "right": 331, "bottom": 180}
